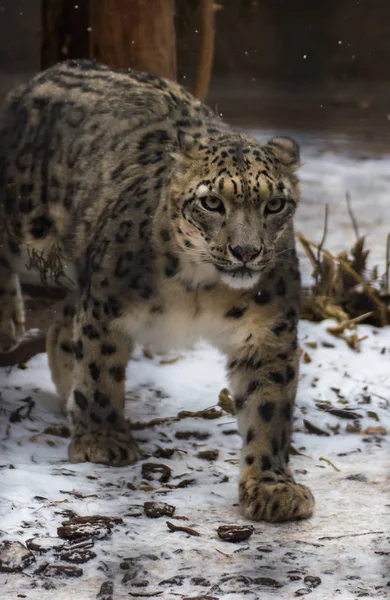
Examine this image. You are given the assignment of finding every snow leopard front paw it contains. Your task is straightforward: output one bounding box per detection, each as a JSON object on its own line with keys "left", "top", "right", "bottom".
{"left": 239, "top": 475, "right": 314, "bottom": 522}
{"left": 68, "top": 427, "right": 142, "bottom": 466}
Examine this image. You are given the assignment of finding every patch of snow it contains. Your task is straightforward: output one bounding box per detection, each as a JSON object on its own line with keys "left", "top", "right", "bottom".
{"left": 1, "top": 319, "right": 389, "bottom": 599}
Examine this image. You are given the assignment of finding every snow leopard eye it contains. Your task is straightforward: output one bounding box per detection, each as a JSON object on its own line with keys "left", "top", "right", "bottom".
{"left": 265, "top": 197, "right": 286, "bottom": 214}
{"left": 200, "top": 196, "right": 225, "bottom": 213}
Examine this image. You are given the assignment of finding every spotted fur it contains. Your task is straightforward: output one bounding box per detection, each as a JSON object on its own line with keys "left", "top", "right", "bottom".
{"left": 0, "top": 60, "right": 314, "bottom": 522}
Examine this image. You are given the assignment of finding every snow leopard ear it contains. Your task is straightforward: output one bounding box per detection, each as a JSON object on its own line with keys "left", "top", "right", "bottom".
{"left": 267, "top": 136, "right": 300, "bottom": 170}
{"left": 176, "top": 130, "right": 202, "bottom": 158}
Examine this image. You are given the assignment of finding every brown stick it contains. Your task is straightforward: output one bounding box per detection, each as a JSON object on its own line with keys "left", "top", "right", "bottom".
{"left": 166, "top": 521, "right": 201, "bottom": 537}
{"left": 319, "top": 531, "right": 384, "bottom": 541}
{"left": 318, "top": 204, "right": 329, "bottom": 257}
{"left": 193, "top": 1, "right": 220, "bottom": 101}
{"left": 298, "top": 233, "right": 319, "bottom": 271}
{"left": 130, "top": 406, "right": 222, "bottom": 430}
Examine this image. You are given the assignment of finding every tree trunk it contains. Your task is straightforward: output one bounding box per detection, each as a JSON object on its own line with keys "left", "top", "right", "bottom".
{"left": 193, "top": 0, "right": 218, "bottom": 101}
{"left": 41, "top": 0, "right": 90, "bottom": 69}
{"left": 90, "top": 0, "right": 177, "bottom": 79}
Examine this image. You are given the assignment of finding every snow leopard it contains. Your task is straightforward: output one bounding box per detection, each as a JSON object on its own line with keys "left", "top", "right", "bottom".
{"left": 0, "top": 60, "right": 314, "bottom": 522}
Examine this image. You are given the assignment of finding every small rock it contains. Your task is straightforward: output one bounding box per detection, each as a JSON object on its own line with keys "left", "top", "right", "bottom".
{"left": 26, "top": 537, "right": 66, "bottom": 553}
{"left": 346, "top": 473, "right": 368, "bottom": 482}
{"left": 42, "top": 581, "right": 57, "bottom": 590}
{"left": 141, "top": 462, "right": 171, "bottom": 483}
{"left": 0, "top": 540, "right": 35, "bottom": 572}
{"left": 122, "top": 566, "right": 146, "bottom": 584}
{"left": 96, "top": 581, "right": 113, "bottom": 600}
{"left": 125, "top": 505, "right": 144, "bottom": 517}
{"left": 144, "top": 501, "right": 176, "bottom": 518}
{"left": 159, "top": 575, "right": 185, "bottom": 586}
{"left": 253, "top": 577, "right": 283, "bottom": 588}
{"left": 217, "top": 524, "right": 254, "bottom": 543}
{"left": 256, "top": 546, "right": 273, "bottom": 553}
{"left": 34, "top": 561, "right": 50, "bottom": 575}
{"left": 122, "top": 570, "right": 138, "bottom": 583}
{"left": 191, "top": 577, "right": 211, "bottom": 586}
{"left": 221, "top": 574, "right": 252, "bottom": 586}
{"left": 175, "top": 431, "right": 210, "bottom": 440}
{"left": 131, "top": 580, "right": 149, "bottom": 587}
{"left": 43, "top": 564, "right": 83, "bottom": 578}
{"left": 154, "top": 447, "right": 175, "bottom": 459}
{"left": 57, "top": 515, "right": 122, "bottom": 541}
{"left": 167, "top": 478, "right": 196, "bottom": 489}
{"left": 304, "top": 575, "right": 321, "bottom": 588}
{"left": 295, "top": 589, "right": 312, "bottom": 596}
{"left": 58, "top": 549, "right": 97, "bottom": 564}
{"left": 196, "top": 449, "right": 219, "bottom": 461}
{"left": 58, "top": 522, "right": 111, "bottom": 541}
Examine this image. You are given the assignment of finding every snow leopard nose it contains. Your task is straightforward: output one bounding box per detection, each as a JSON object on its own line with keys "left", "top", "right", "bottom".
{"left": 229, "top": 244, "right": 261, "bottom": 263}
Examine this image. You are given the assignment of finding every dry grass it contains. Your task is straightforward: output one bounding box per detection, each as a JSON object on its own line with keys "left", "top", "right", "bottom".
{"left": 298, "top": 194, "right": 390, "bottom": 345}
{"left": 25, "top": 245, "right": 73, "bottom": 287}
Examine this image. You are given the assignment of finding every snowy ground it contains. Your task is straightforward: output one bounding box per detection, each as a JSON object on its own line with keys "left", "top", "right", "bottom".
{"left": 1, "top": 142, "right": 390, "bottom": 599}
{"left": 1, "top": 322, "right": 389, "bottom": 600}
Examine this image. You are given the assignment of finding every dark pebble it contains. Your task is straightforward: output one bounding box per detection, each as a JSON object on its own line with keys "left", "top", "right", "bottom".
{"left": 304, "top": 575, "right": 322, "bottom": 588}
{"left": 141, "top": 462, "right": 172, "bottom": 483}
{"left": 144, "top": 501, "right": 176, "bottom": 518}
{"left": 217, "top": 524, "right": 254, "bottom": 543}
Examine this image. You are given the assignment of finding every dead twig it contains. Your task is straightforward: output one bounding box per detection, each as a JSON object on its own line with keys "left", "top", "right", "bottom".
{"left": 315, "top": 204, "right": 329, "bottom": 291}
{"left": 319, "top": 531, "right": 384, "bottom": 541}
{"left": 215, "top": 548, "right": 232, "bottom": 557}
{"left": 319, "top": 457, "right": 340, "bottom": 471}
{"left": 26, "top": 245, "right": 73, "bottom": 288}
{"left": 130, "top": 406, "right": 222, "bottom": 430}
{"left": 166, "top": 520, "right": 200, "bottom": 537}
{"left": 298, "top": 233, "right": 318, "bottom": 272}
{"left": 326, "top": 311, "right": 373, "bottom": 335}
{"left": 346, "top": 191, "right": 360, "bottom": 239}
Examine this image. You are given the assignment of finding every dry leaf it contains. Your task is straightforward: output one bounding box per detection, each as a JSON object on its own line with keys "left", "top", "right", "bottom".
{"left": 360, "top": 426, "right": 387, "bottom": 435}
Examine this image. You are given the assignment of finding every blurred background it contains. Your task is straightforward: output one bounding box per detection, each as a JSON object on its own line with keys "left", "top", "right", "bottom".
{"left": 1, "top": 0, "right": 390, "bottom": 144}
{"left": 0, "top": 0, "right": 389, "bottom": 365}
